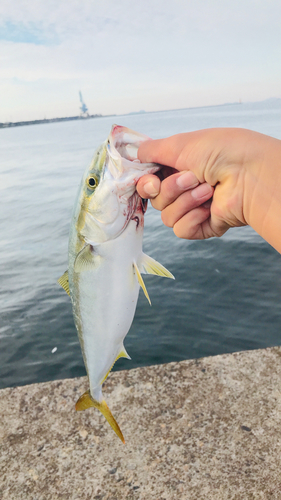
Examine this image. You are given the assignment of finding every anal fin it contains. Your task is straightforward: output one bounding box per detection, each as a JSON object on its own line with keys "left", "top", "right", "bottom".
{"left": 101, "top": 346, "right": 131, "bottom": 384}
{"left": 117, "top": 347, "right": 131, "bottom": 361}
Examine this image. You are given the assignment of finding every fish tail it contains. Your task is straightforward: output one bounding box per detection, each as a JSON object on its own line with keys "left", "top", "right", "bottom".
{"left": 75, "top": 390, "right": 125, "bottom": 444}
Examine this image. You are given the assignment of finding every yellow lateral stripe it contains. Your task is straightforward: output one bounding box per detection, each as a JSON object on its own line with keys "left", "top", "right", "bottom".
{"left": 133, "top": 261, "right": 151, "bottom": 305}
{"left": 75, "top": 390, "right": 125, "bottom": 443}
{"left": 57, "top": 270, "right": 70, "bottom": 296}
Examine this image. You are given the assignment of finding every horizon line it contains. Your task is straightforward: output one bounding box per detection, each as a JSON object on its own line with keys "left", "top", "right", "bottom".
{"left": 1, "top": 97, "right": 280, "bottom": 128}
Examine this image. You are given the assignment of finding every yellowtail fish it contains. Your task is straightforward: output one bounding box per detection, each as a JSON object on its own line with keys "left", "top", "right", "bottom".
{"left": 58, "top": 125, "right": 174, "bottom": 443}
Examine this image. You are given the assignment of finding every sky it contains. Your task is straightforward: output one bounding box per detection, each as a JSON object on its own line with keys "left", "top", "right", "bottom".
{"left": 0, "top": 0, "right": 281, "bottom": 122}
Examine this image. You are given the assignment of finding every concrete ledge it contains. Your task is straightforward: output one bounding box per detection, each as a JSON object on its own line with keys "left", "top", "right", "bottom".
{"left": 1, "top": 347, "right": 281, "bottom": 499}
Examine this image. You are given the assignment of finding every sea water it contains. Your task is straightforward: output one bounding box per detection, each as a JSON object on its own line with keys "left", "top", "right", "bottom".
{"left": 1, "top": 99, "right": 281, "bottom": 389}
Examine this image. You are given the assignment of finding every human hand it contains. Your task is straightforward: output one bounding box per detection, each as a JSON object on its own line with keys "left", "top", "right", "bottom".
{"left": 137, "top": 165, "right": 214, "bottom": 239}
{"left": 137, "top": 128, "right": 281, "bottom": 248}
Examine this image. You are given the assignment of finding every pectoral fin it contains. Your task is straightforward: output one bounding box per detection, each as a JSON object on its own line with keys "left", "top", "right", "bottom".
{"left": 133, "top": 261, "right": 151, "bottom": 305}
{"left": 74, "top": 244, "right": 95, "bottom": 273}
{"left": 75, "top": 390, "right": 125, "bottom": 444}
{"left": 140, "top": 253, "right": 174, "bottom": 279}
{"left": 57, "top": 270, "right": 70, "bottom": 296}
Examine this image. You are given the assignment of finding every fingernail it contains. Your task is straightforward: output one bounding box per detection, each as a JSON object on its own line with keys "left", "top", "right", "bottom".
{"left": 191, "top": 183, "right": 213, "bottom": 200}
{"left": 143, "top": 181, "right": 159, "bottom": 197}
{"left": 176, "top": 171, "right": 199, "bottom": 190}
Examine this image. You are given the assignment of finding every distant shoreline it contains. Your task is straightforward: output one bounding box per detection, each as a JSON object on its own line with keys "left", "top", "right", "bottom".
{"left": 0, "top": 102, "right": 241, "bottom": 129}
{"left": 1, "top": 98, "right": 280, "bottom": 129}
{"left": 0, "top": 114, "right": 103, "bottom": 129}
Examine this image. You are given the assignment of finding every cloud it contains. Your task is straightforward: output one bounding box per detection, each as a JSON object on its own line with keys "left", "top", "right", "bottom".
{"left": 1, "top": 0, "right": 281, "bottom": 121}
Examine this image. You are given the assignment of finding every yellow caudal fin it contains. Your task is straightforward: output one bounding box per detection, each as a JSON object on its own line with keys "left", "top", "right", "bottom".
{"left": 140, "top": 253, "right": 175, "bottom": 279}
{"left": 57, "top": 270, "right": 70, "bottom": 295}
{"left": 75, "top": 390, "right": 125, "bottom": 444}
{"left": 133, "top": 261, "right": 151, "bottom": 305}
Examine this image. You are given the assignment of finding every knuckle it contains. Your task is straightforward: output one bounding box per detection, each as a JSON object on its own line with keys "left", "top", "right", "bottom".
{"left": 172, "top": 217, "right": 188, "bottom": 238}
{"left": 161, "top": 209, "right": 173, "bottom": 228}
{"left": 173, "top": 224, "right": 190, "bottom": 239}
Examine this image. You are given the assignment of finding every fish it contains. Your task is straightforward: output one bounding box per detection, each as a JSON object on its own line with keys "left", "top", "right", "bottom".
{"left": 58, "top": 125, "right": 174, "bottom": 443}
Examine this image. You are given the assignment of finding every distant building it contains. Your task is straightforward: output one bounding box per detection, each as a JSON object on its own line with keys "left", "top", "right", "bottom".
{"left": 79, "top": 91, "right": 89, "bottom": 117}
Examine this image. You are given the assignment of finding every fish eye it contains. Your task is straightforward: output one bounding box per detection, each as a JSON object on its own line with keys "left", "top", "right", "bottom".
{"left": 87, "top": 176, "right": 98, "bottom": 189}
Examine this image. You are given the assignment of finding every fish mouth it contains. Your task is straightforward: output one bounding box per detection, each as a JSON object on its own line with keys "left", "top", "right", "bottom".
{"left": 109, "top": 124, "right": 148, "bottom": 162}
{"left": 107, "top": 124, "right": 160, "bottom": 175}
{"left": 110, "top": 124, "right": 149, "bottom": 160}
{"left": 104, "top": 125, "right": 161, "bottom": 236}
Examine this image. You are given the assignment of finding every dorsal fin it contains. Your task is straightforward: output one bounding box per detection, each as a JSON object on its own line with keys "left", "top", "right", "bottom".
{"left": 57, "top": 270, "right": 70, "bottom": 295}
{"left": 133, "top": 261, "right": 151, "bottom": 305}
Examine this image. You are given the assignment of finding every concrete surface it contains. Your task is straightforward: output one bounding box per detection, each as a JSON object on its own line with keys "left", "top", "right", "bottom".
{"left": 1, "top": 346, "right": 281, "bottom": 500}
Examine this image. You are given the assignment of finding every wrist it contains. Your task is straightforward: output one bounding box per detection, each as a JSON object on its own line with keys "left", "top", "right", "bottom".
{"left": 243, "top": 133, "right": 281, "bottom": 252}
